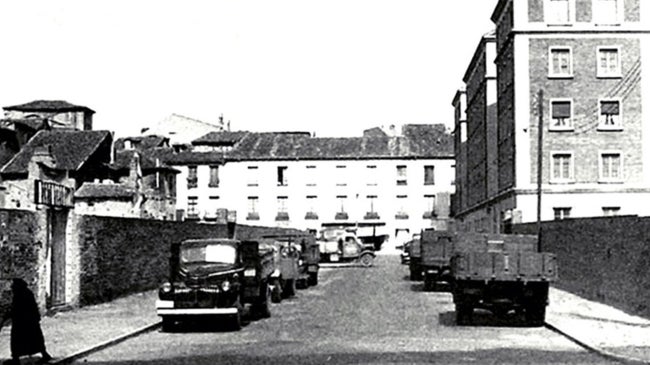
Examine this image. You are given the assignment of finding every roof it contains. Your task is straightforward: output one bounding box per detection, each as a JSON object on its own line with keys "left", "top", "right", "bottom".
{"left": 114, "top": 135, "right": 169, "bottom": 150}
{"left": 113, "top": 150, "right": 179, "bottom": 173}
{"left": 4, "top": 100, "right": 95, "bottom": 114}
{"left": 0, "top": 118, "right": 48, "bottom": 131}
{"left": 1, "top": 130, "right": 112, "bottom": 174}
{"left": 192, "top": 131, "right": 249, "bottom": 146}
{"left": 74, "top": 182, "right": 135, "bottom": 199}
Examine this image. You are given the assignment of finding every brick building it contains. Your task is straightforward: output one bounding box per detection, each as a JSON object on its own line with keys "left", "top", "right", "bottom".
{"left": 454, "top": 0, "right": 650, "bottom": 232}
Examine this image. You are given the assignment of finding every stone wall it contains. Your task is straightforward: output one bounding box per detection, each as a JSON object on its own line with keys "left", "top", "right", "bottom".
{"left": 513, "top": 215, "right": 650, "bottom": 317}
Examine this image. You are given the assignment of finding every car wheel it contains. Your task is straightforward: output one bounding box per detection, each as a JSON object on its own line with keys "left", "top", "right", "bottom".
{"left": 359, "top": 253, "right": 374, "bottom": 267}
{"left": 308, "top": 272, "right": 318, "bottom": 286}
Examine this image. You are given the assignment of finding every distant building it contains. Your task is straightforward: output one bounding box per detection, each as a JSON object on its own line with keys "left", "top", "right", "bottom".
{"left": 454, "top": 0, "right": 650, "bottom": 233}
{"left": 161, "top": 125, "right": 455, "bottom": 247}
{"left": 3, "top": 100, "right": 94, "bottom": 131}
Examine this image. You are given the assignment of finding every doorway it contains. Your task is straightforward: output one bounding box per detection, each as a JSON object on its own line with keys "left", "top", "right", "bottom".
{"left": 48, "top": 209, "right": 68, "bottom": 308}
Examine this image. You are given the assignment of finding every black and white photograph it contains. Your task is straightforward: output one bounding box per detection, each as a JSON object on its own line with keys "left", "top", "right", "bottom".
{"left": 0, "top": 0, "right": 649, "bottom": 364}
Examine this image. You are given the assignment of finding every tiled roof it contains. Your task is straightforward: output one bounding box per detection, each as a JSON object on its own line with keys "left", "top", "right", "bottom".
{"left": 1, "top": 130, "right": 111, "bottom": 174}
{"left": 74, "top": 182, "right": 135, "bottom": 199}
{"left": 3, "top": 100, "right": 95, "bottom": 114}
{"left": 114, "top": 135, "right": 169, "bottom": 150}
{"left": 192, "top": 131, "right": 249, "bottom": 146}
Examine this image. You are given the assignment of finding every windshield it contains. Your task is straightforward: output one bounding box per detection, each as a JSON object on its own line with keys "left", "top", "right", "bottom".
{"left": 181, "top": 243, "right": 237, "bottom": 265}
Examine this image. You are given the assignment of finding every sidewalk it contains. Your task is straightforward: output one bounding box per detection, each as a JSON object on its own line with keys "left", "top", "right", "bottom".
{"left": 546, "top": 287, "right": 650, "bottom": 364}
{"left": 0, "top": 290, "right": 160, "bottom": 365}
{"left": 1, "top": 286, "right": 650, "bottom": 364}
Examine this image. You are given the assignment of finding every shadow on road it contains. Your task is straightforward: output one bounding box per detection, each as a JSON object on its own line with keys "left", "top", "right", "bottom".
{"left": 438, "top": 310, "right": 539, "bottom": 328}
{"left": 75, "top": 348, "right": 612, "bottom": 365}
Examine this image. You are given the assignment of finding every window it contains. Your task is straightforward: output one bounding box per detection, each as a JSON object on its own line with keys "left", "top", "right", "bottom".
{"left": 549, "top": 47, "right": 573, "bottom": 77}
{"left": 600, "top": 152, "right": 622, "bottom": 182}
{"left": 335, "top": 195, "right": 348, "bottom": 220}
{"left": 553, "top": 207, "right": 571, "bottom": 220}
{"left": 306, "top": 165, "right": 317, "bottom": 186}
{"left": 209, "top": 165, "right": 219, "bottom": 187}
{"left": 123, "top": 140, "right": 133, "bottom": 150}
{"left": 549, "top": 99, "right": 573, "bottom": 130}
{"left": 276, "top": 196, "right": 289, "bottom": 221}
{"left": 602, "top": 206, "right": 620, "bottom": 216}
{"left": 206, "top": 196, "right": 220, "bottom": 220}
{"left": 187, "top": 166, "right": 198, "bottom": 189}
{"left": 247, "top": 196, "right": 259, "bottom": 220}
{"left": 247, "top": 166, "right": 258, "bottom": 187}
{"left": 551, "top": 152, "right": 574, "bottom": 182}
{"left": 395, "top": 195, "right": 409, "bottom": 219}
{"left": 597, "top": 47, "right": 621, "bottom": 78}
{"left": 545, "top": 0, "right": 572, "bottom": 24}
{"left": 424, "top": 166, "right": 435, "bottom": 185}
{"left": 187, "top": 196, "right": 198, "bottom": 219}
{"left": 367, "top": 165, "right": 377, "bottom": 186}
{"left": 365, "top": 195, "right": 379, "bottom": 219}
{"left": 423, "top": 194, "right": 436, "bottom": 218}
{"left": 336, "top": 165, "right": 347, "bottom": 186}
{"left": 305, "top": 195, "right": 318, "bottom": 220}
{"left": 593, "top": 0, "right": 621, "bottom": 25}
{"left": 396, "top": 165, "right": 407, "bottom": 186}
{"left": 277, "top": 166, "right": 288, "bottom": 186}
{"left": 598, "top": 100, "right": 622, "bottom": 130}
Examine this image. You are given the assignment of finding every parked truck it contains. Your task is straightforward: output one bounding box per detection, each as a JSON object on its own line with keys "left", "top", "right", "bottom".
{"left": 408, "top": 234, "right": 422, "bottom": 280}
{"left": 156, "top": 238, "right": 276, "bottom": 331}
{"left": 317, "top": 228, "right": 375, "bottom": 267}
{"left": 449, "top": 233, "right": 557, "bottom": 326}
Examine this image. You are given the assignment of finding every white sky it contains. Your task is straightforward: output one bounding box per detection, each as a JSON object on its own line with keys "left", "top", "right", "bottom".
{"left": 0, "top": 0, "right": 497, "bottom": 138}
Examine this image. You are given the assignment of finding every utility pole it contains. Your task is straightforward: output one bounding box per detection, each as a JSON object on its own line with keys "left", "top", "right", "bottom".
{"left": 536, "top": 89, "right": 544, "bottom": 252}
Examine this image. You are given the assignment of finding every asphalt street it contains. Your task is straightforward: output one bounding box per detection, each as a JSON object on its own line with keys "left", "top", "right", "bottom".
{"left": 73, "top": 255, "right": 617, "bottom": 365}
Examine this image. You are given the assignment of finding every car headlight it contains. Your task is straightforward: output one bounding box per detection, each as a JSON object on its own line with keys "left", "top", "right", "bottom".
{"left": 161, "top": 282, "right": 173, "bottom": 293}
{"left": 221, "top": 280, "right": 231, "bottom": 292}
{"left": 244, "top": 268, "right": 256, "bottom": 277}
{"left": 298, "top": 259, "right": 304, "bottom": 266}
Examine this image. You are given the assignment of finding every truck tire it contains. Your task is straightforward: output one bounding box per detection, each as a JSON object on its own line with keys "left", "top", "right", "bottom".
{"left": 308, "top": 272, "right": 318, "bottom": 286}
{"left": 252, "top": 282, "right": 272, "bottom": 319}
{"left": 283, "top": 279, "right": 296, "bottom": 298}
{"left": 161, "top": 317, "right": 175, "bottom": 333}
{"left": 359, "top": 253, "right": 374, "bottom": 267}
{"left": 525, "top": 304, "right": 546, "bottom": 326}
{"left": 423, "top": 275, "right": 435, "bottom": 291}
{"left": 231, "top": 298, "right": 243, "bottom": 331}
{"left": 455, "top": 303, "right": 473, "bottom": 326}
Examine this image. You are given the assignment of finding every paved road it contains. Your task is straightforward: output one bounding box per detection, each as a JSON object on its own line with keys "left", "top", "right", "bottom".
{"left": 74, "top": 255, "right": 616, "bottom": 365}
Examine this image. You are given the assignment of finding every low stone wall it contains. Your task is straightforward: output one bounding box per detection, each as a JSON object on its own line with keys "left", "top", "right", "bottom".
{"left": 514, "top": 215, "right": 650, "bottom": 317}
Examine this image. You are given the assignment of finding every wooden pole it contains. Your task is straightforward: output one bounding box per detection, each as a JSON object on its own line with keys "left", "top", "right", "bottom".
{"left": 536, "top": 89, "right": 544, "bottom": 252}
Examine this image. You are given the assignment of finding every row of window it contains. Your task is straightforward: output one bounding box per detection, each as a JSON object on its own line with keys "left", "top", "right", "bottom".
{"left": 545, "top": 0, "right": 624, "bottom": 26}
{"left": 550, "top": 99, "right": 622, "bottom": 131}
{"left": 185, "top": 194, "right": 438, "bottom": 221}
{"left": 549, "top": 46, "right": 623, "bottom": 79}
{"left": 187, "top": 165, "right": 437, "bottom": 189}
{"left": 553, "top": 206, "right": 620, "bottom": 220}
{"left": 551, "top": 151, "right": 622, "bottom": 182}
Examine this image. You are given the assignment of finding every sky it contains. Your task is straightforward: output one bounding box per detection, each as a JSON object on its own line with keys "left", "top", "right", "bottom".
{"left": 0, "top": 0, "right": 498, "bottom": 138}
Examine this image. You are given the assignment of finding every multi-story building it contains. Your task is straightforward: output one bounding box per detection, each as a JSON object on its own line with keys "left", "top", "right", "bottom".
{"left": 163, "top": 124, "right": 455, "bottom": 247}
{"left": 3, "top": 100, "right": 95, "bottom": 131}
{"left": 455, "top": 0, "right": 650, "bottom": 232}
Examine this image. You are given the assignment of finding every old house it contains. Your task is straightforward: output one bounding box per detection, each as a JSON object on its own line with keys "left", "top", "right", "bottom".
{"left": 3, "top": 100, "right": 94, "bottom": 131}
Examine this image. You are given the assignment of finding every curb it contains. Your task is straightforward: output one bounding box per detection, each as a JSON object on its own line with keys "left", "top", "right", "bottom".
{"left": 544, "top": 322, "right": 650, "bottom": 365}
{"left": 51, "top": 321, "right": 161, "bottom": 365}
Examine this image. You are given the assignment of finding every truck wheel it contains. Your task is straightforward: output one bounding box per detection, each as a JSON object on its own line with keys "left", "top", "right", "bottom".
{"left": 308, "top": 272, "right": 318, "bottom": 286}
{"left": 253, "top": 283, "right": 271, "bottom": 319}
{"left": 359, "top": 253, "right": 374, "bottom": 267}
{"left": 423, "top": 275, "right": 434, "bottom": 291}
{"left": 161, "top": 317, "right": 175, "bottom": 333}
{"left": 455, "top": 303, "right": 473, "bottom": 326}
{"left": 525, "top": 304, "right": 546, "bottom": 326}
{"left": 231, "top": 298, "right": 243, "bottom": 331}
{"left": 283, "top": 279, "right": 296, "bottom": 297}
{"left": 271, "top": 280, "right": 283, "bottom": 303}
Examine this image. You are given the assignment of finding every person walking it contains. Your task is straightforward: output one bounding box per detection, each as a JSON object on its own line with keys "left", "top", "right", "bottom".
{"left": 1, "top": 278, "right": 52, "bottom": 365}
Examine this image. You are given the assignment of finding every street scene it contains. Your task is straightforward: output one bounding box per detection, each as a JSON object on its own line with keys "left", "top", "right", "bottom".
{"left": 1, "top": 0, "right": 650, "bottom": 364}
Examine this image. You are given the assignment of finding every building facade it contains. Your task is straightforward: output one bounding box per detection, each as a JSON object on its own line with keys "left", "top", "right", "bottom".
{"left": 455, "top": 0, "right": 650, "bottom": 232}
{"left": 165, "top": 125, "right": 455, "bottom": 247}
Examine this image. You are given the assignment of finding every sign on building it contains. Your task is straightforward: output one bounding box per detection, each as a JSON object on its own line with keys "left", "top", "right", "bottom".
{"left": 34, "top": 180, "right": 74, "bottom": 207}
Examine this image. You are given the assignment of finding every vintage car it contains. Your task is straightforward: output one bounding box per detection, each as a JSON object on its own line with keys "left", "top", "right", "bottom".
{"left": 156, "top": 238, "right": 276, "bottom": 331}
{"left": 264, "top": 233, "right": 320, "bottom": 289}
{"left": 317, "top": 229, "right": 375, "bottom": 267}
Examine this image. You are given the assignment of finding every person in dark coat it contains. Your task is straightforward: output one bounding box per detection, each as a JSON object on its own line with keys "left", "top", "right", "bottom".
{"left": 1, "top": 279, "right": 52, "bottom": 365}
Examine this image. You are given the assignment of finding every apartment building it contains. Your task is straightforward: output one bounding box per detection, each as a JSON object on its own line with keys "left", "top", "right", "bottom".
{"left": 167, "top": 125, "right": 455, "bottom": 246}
{"left": 455, "top": 0, "right": 650, "bottom": 232}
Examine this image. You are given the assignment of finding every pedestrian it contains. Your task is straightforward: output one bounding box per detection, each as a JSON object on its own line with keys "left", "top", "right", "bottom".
{"left": 1, "top": 278, "right": 52, "bottom": 365}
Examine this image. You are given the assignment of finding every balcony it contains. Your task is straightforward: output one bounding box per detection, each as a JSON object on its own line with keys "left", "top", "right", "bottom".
{"left": 395, "top": 212, "right": 409, "bottom": 220}
{"left": 246, "top": 212, "right": 260, "bottom": 221}
{"left": 305, "top": 212, "right": 319, "bottom": 220}
{"left": 275, "top": 212, "right": 290, "bottom": 221}
{"left": 364, "top": 212, "right": 380, "bottom": 220}
{"left": 335, "top": 212, "right": 349, "bottom": 220}
{"left": 422, "top": 210, "right": 438, "bottom": 219}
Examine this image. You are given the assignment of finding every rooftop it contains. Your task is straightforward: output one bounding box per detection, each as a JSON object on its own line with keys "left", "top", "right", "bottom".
{"left": 74, "top": 182, "right": 135, "bottom": 199}
{"left": 3, "top": 100, "right": 95, "bottom": 114}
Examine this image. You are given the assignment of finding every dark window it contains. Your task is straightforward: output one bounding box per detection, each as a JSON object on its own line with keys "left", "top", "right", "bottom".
{"left": 424, "top": 166, "right": 435, "bottom": 185}
{"left": 187, "top": 166, "right": 198, "bottom": 189}
{"left": 209, "top": 165, "right": 219, "bottom": 187}
{"left": 277, "top": 166, "right": 288, "bottom": 186}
